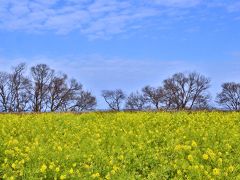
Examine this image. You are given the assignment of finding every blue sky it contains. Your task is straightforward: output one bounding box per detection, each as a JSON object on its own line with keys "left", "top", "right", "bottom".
{"left": 0, "top": 0, "right": 240, "bottom": 108}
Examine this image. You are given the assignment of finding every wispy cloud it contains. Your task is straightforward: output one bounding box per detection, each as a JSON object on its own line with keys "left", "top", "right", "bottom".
{"left": 0, "top": 54, "right": 191, "bottom": 89}
{"left": 0, "top": 0, "right": 239, "bottom": 38}
{"left": 205, "top": 1, "right": 240, "bottom": 13}
{"left": 230, "top": 51, "right": 240, "bottom": 58}
{"left": 151, "top": 0, "right": 201, "bottom": 8}
{"left": 0, "top": 0, "right": 208, "bottom": 39}
{"left": 1, "top": 54, "right": 239, "bottom": 89}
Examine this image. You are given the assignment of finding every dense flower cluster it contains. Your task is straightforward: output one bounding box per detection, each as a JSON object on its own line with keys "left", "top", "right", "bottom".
{"left": 0, "top": 112, "right": 240, "bottom": 179}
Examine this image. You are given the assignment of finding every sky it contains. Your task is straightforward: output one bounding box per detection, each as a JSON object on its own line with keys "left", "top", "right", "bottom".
{"left": 0, "top": 0, "right": 240, "bottom": 108}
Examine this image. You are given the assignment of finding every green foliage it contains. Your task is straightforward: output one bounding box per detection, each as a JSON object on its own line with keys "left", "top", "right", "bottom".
{"left": 0, "top": 112, "right": 240, "bottom": 179}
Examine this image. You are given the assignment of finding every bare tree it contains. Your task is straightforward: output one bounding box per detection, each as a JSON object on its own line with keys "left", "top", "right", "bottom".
{"left": 0, "top": 64, "right": 32, "bottom": 112}
{"left": 30, "top": 64, "right": 54, "bottom": 112}
{"left": 142, "top": 86, "right": 164, "bottom": 110}
{"left": 70, "top": 90, "right": 97, "bottom": 112}
{"left": 163, "top": 72, "right": 210, "bottom": 110}
{"left": 8, "top": 63, "right": 32, "bottom": 112}
{"left": 48, "top": 73, "right": 69, "bottom": 111}
{"left": 125, "top": 91, "right": 148, "bottom": 110}
{"left": 102, "top": 89, "right": 126, "bottom": 111}
{"left": 0, "top": 72, "right": 10, "bottom": 112}
{"left": 216, "top": 82, "right": 240, "bottom": 110}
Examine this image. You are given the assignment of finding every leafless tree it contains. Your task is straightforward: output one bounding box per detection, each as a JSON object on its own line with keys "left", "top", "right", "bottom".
{"left": 48, "top": 73, "right": 69, "bottom": 111}
{"left": 8, "top": 63, "right": 32, "bottom": 112}
{"left": 216, "top": 82, "right": 240, "bottom": 110}
{"left": 163, "top": 72, "right": 210, "bottom": 110}
{"left": 142, "top": 86, "right": 164, "bottom": 110}
{"left": 30, "top": 64, "right": 54, "bottom": 112}
{"left": 102, "top": 89, "right": 126, "bottom": 111}
{"left": 48, "top": 74, "right": 97, "bottom": 112}
{"left": 125, "top": 91, "right": 149, "bottom": 110}
{"left": 70, "top": 90, "right": 97, "bottom": 111}
{"left": 0, "top": 64, "right": 32, "bottom": 112}
{"left": 0, "top": 72, "right": 10, "bottom": 112}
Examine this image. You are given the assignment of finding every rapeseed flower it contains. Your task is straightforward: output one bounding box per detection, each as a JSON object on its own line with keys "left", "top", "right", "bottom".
{"left": 60, "top": 175, "right": 66, "bottom": 179}
{"left": 49, "top": 163, "right": 55, "bottom": 169}
{"left": 105, "top": 173, "right": 111, "bottom": 179}
{"left": 40, "top": 164, "right": 47, "bottom": 173}
{"left": 83, "top": 164, "right": 91, "bottom": 169}
{"left": 92, "top": 172, "right": 100, "bottom": 178}
{"left": 213, "top": 168, "right": 220, "bottom": 176}
{"left": 11, "top": 163, "right": 16, "bottom": 169}
{"left": 217, "top": 158, "right": 222, "bottom": 166}
{"left": 191, "top": 140, "right": 197, "bottom": 147}
{"left": 55, "top": 167, "right": 60, "bottom": 172}
{"left": 228, "top": 166, "right": 234, "bottom": 172}
{"left": 177, "top": 170, "right": 182, "bottom": 175}
{"left": 187, "top": 155, "right": 193, "bottom": 162}
{"left": 202, "top": 154, "right": 209, "bottom": 160}
{"left": 69, "top": 168, "right": 74, "bottom": 174}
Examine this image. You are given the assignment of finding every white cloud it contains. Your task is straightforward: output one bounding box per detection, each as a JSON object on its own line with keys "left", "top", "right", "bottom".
{"left": 227, "top": 2, "right": 240, "bottom": 12}
{"left": 0, "top": 0, "right": 204, "bottom": 38}
{"left": 0, "top": 0, "right": 238, "bottom": 38}
{"left": 151, "top": 0, "right": 201, "bottom": 8}
{"left": 0, "top": 55, "right": 191, "bottom": 89}
{"left": 230, "top": 51, "right": 240, "bottom": 58}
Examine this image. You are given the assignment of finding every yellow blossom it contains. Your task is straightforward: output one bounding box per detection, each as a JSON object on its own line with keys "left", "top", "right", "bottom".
{"left": 83, "top": 164, "right": 91, "bottom": 169}
{"left": 19, "top": 170, "right": 24, "bottom": 176}
{"left": 105, "top": 173, "right": 111, "bottom": 179}
{"left": 174, "top": 144, "right": 182, "bottom": 151}
{"left": 92, "top": 172, "right": 100, "bottom": 178}
{"left": 49, "top": 164, "right": 54, "bottom": 169}
{"left": 207, "top": 149, "right": 216, "bottom": 160}
{"left": 113, "top": 165, "right": 119, "bottom": 171}
{"left": 11, "top": 163, "right": 16, "bottom": 169}
{"left": 40, "top": 164, "right": 47, "bottom": 173}
{"left": 55, "top": 167, "right": 60, "bottom": 172}
{"left": 177, "top": 170, "right": 182, "bottom": 175}
{"left": 213, "top": 168, "right": 220, "bottom": 176}
{"left": 202, "top": 154, "right": 209, "bottom": 160}
{"left": 57, "top": 146, "right": 62, "bottom": 151}
{"left": 60, "top": 175, "right": 66, "bottom": 179}
{"left": 119, "top": 155, "right": 124, "bottom": 160}
{"left": 111, "top": 170, "right": 116, "bottom": 175}
{"left": 69, "top": 168, "right": 74, "bottom": 174}
{"left": 25, "top": 147, "right": 30, "bottom": 152}
{"left": 191, "top": 140, "right": 197, "bottom": 147}
{"left": 217, "top": 158, "right": 222, "bottom": 166}
{"left": 228, "top": 166, "right": 234, "bottom": 173}
{"left": 187, "top": 155, "right": 193, "bottom": 162}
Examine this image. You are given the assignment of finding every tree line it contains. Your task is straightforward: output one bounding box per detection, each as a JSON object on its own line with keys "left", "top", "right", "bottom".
{"left": 0, "top": 63, "right": 96, "bottom": 112}
{"left": 0, "top": 63, "right": 240, "bottom": 112}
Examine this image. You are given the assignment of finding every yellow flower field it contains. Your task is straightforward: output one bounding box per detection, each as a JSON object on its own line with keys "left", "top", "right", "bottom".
{"left": 0, "top": 112, "right": 240, "bottom": 179}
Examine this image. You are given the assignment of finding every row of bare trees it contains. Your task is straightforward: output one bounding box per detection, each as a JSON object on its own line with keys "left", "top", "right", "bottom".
{"left": 102, "top": 72, "right": 240, "bottom": 111}
{"left": 0, "top": 63, "right": 96, "bottom": 112}
{"left": 1, "top": 64, "right": 240, "bottom": 112}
